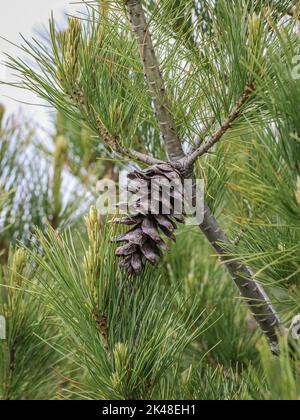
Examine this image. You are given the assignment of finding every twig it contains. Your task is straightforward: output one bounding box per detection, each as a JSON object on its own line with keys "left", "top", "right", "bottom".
{"left": 187, "top": 116, "right": 216, "bottom": 155}
{"left": 185, "top": 86, "right": 253, "bottom": 167}
{"left": 128, "top": 149, "right": 165, "bottom": 165}
{"left": 70, "top": 86, "right": 160, "bottom": 166}
{"left": 96, "top": 117, "right": 163, "bottom": 166}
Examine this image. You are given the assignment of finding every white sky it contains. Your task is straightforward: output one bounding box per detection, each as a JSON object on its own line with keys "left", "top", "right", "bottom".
{"left": 0, "top": 0, "right": 83, "bottom": 128}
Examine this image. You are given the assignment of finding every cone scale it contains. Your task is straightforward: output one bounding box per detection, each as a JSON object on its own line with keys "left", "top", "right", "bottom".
{"left": 114, "top": 163, "right": 185, "bottom": 275}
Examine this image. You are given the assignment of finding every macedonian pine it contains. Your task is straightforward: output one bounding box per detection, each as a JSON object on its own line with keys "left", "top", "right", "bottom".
{"left": 114, "top": 163, "right": 185, "bottom": 275}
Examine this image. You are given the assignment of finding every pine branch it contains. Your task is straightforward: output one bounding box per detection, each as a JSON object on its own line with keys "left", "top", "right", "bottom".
{"left": 200, "top": 204, "right": 281, "bottom": 348}
{"left": 124, "top": 1, "right": 282, "bottom": 348}
{"left": 96, "top": 118, "right": 163, "bottom": 165}
{"left": 186, "top": 86, "right": 252, "bottom": 167}
{"left": 125, "top": 0, "right": 185, "bottom": 161}
{"left": 187, "top": 116, "right": 216, "bottom": 155}
{"left": 129, "top": 149, "right": 165, "bottom": 166}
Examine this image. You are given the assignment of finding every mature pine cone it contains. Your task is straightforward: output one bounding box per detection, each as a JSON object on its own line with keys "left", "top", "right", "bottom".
{"left": 114, "top": 163, "right": 185, "bottom": 275}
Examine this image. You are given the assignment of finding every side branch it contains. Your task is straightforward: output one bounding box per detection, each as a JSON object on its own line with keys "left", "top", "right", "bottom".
{"left": 128, "top": 149, "right": 165, "bottom": 166}
{"left": 187, "top": 116, "right": 216, "bottom": 155}
{"left": 96, "top": 119, "right": 163, "bottom": 166}
{"left": 71, "top": 83, "right": 161, "bottom": 166}
{"left": 125, "top": 0, "right": 185, "bottom": 161}
{"left": 185, "top": 87, "right": 252, "bottom": 167}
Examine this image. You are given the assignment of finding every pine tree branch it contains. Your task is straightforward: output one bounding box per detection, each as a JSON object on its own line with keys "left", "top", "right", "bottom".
{"left": 185, "top": 86, "right": 252, "bottom": 167}
{"left": 187, "top": 116, "right": 216, "bottom": 155}
{"left": 124, "top": 0, "right": 282, "bottom": 349}
{"left": 71, "top": 84, "right": 161, "bottom": 167}
{"left": 125, "top": 0, "right": 185, "bottom": 161}
{"left": 200, "top": 203, "right": 281, "bottom": 348}
{"left": 128, "top": 149, "right": 165, "bottom": 165}
{"left": 96, "top": 120, "right": 164, "bottom": 165}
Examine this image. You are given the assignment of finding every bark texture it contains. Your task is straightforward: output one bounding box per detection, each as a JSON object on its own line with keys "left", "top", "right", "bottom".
{"left": 200, "top": 203, "right": 281, "bottom": 345}
{"left": 126, "top": 0, "right": 185, "bottom": 161}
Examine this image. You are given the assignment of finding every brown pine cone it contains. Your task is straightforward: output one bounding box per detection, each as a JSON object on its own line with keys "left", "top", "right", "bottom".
{"left": 114, "top": 163, "right": 185, "bottom": 275}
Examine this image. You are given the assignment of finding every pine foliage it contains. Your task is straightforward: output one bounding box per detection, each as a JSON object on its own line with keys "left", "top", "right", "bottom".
{"left": 1, "top": 0, "right": 300, "bottom": 400}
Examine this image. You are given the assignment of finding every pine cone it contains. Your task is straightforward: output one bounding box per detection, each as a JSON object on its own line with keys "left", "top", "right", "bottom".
{"left": 114, "top": 163, "right": 185, "bottom": 275}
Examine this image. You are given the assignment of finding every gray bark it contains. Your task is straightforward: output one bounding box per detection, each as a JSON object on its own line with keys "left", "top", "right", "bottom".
{"left": 201, "top": 203, "right": 281, "bottom": 346}
{"left": 125, "top": 0, "right": 184, "bottom": 161}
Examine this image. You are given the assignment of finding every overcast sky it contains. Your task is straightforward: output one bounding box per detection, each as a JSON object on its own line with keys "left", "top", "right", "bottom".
{"left": 0, "top": 1, "right": 83, "bottom": 128}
